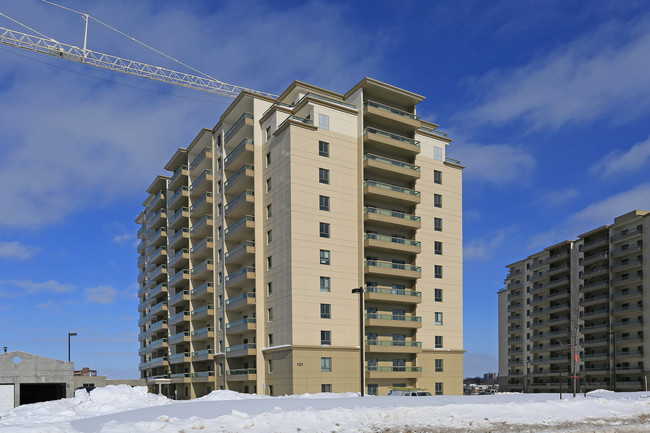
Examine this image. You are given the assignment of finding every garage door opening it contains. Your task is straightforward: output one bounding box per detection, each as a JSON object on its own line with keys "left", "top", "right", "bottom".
{"left": 19, "top": 383, "right": 66, "bottom": 405}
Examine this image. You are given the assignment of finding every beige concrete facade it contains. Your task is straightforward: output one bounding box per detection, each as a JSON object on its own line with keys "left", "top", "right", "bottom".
{"left": 137, "top": 78, "right": 464, "bottom": 398}
{"left": 498, "top": 210, "right": 650, "bottom": 393}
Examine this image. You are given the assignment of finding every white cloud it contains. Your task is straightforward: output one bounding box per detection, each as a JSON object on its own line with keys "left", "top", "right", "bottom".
{"left": 84, "top": 285, "right": 118, "bottom": 304}
{"left": 0, "top": 241, "right": 40, "bottom": 260}
{"left": 468, "top": 14, "right": 650, "bottom": 129}
{"left": 112, "top": 233, "right": 134, "bottom": 244}
{"left": 528, "top": 183, "right": 650, "bottom": 249}
{"left": 533, "top": 188, "right": 580, "bottom": 208}
{"left": 0, "top": 279, "right": 75, "bottom": 296}
{"left": 453, "top": 142, "right": 536, "bottom": 186}
{"left": 36, "top": 300, "right": 58, "bottom": 310}
{"left": 589, "top": 135, "right": 650, "bottom": 179}
{"left": 464, "top": 230, "right": 510, "bottom": 261}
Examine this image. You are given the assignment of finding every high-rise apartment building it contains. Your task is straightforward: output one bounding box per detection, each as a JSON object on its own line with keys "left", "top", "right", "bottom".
{"left": 136, "top": 78, "right": 464, "bottom": 398}
{"left": 498, "top": 210, "right": 649, "bottom": 393}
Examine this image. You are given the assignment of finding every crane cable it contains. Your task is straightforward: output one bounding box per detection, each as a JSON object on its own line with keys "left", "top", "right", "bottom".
{"left": 39, "top": 0, "right": 224, "bottom": 85}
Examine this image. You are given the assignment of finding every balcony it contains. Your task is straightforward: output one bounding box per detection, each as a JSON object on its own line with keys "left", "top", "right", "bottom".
{"left": 363, "top": 100, "right": 420, "bottom": 132}
{"left": 365, "top": 313, "right": 422, "bottom": 329}
{"left": 168, "top": 228, "right": 190, "bottom": 250}
{"left": 582, "top": 235, "right": 609, "bottom": 251}
{"left": 610, "top": 244, "right": 642, "bottom": 258}
{"left": 364, "top": 286, "right": 421, "bottom": 304}
{"left": 188, "top": 146, "right": 212, "bottom": 173}
{"left": 224, "top": 164, "right": 254, "bottom": 197}
{"left": 363, "top": 154, "right": 420, "bottom": 181}
{"left": 149, "top": 228, "right": 167, "bottom": 248}
{"left": 149, "top": 301, "right": 167, "bottom": 316}
{"left": 137, "top": 226, "right": 146, "bottom": 240}
{"left": 168, "top": 352, "right": 191, "bottom": 365}
{"left": 149, "top": 264, "right": 167, "bottom": 282}
{"left": 224, "top": 190, "right": 254, "bottom": 220}
{"left": 363, "top": 127, "right": 420, "bottom": 156}
{"left": 168, "top": 290, "right": 190, "bottom": 308}
{"left": 363, "top": 180, "right": 421, "bottom": 206}
{"left": 190, "top": 282, "right": 214, "bottom": 300}
{"left": 189, "top": 170, "right": 213, "bottom": 197}
{"left": 611, "top": 258, "right": 643, "bottom": 273}
{"left": 226, "top": 369, "right": 257, "bottom": 381}
{"left": 189, "top": 193, "right": 213, "bottom": 217}
{"left": 224, "top": 215, "right": 255, "bottom": 242}
{"left": 137, "top": 240, "right": 146, "bottom": 255}
{"left": 190, "top": 259, "right": 214, "bottom": 280}
{"left": 168, "top": 269, "right": 189, "bottom": 287}
{"left": 167, "top": 165, "right": 188, "bottom": 191}
{"left": 193, "top": 371, "right": 216, "bottom": 382}
{"left": 169, "top": 311, "right": 190, "bottom": 326}
{"left": 190, "top": 237, "right": 213, "bottom": 260}
{"left": 148, "top": 209, "right": 166, "bottom": 229}
{"left": 225, "top": 241, "right": 255, "bottom": 265}
{"left": 224, "top": 113, "right": 253, "bottom": 149}
{"left": 146, "top": 319, "right": 167, "bottom": 334}
{"left": 365, "top": 366, "right": 422, "bottom": 379}
{"left": 363, "top": 207, "right": 420, "bottom": 230}
{"left": 226, "top": 317, "right": 256, "bottom": 335}
{"left": 365, "top": 340, "right": 422, "bottom": 353}
{"left": 167, "top": 248, "right": 189, "bottom": 268}
{"left": 226, "top": 266, "right": 256, "bottom": 288}
{"left": 167, "top": 186, "right": 189, "bottom": 211}
{"left": 191, "top": 326, "right": 214, "bottom": 341}
{"left": 189, "top": 215, "right": 213, "bottom": 238}
{"left": 581, "top": 251, "right": 609, "bottom": 267}
{"left": 168, "top": 207, "right": 189, "bottom": 231}
{"left": 191, "top": 348, "right": 214, "bottom": 362}
{"left": 363, "top": 233, "right": 421, "bottom": 255}
{"left": 546, "top": 289, "right": 571, "bottom": 302}
{"left": 147, "top": 356, "right": 168, "bottom": 369}
{"left": 225, "top": 291, "right": 256, "bottom": 312}
{"left": 364, "top": 260, "right": 421, "bottom": 280}
{"left": 611, "top": 274, "right": 643, "bottom": 288}
{"left": 168, "top": 331, "right": 191, "bottom": 345}
{"left": 191, "top": 304, "right": 214, "bottom": 320}
{"left": 226, "top": 343, "right": 256, "bottom": 358}
{"left": 224, "top": 139, "right": 254, "bottom": 172}
{"left": 148, "top": 190, "right": 165, "bottom": 212}
{"left": 147, "top": 337, "right": 168, "bottom": 351}
{"left": 610, "top": 226, "right": 643, "bottom": 243}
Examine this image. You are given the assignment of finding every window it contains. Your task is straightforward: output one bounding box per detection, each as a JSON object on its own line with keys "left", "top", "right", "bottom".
{"left": 266, "top": 256, "right": 272, "bottom": 270}
{"left": 319, "top": 140, "right": 329, "bottom": 157}
{"left": 320, "top": 222, "right": 330, "bottom": 238}
{"left": 319, "top": 113, "right": 329, "bottom": 130}
{"left": 320, "top": 303, "right": 331, "bottom": 319}
{"left": 435, "top": 265, "right": 443, "bottom": 279}
{"left": 435, "top": 336, "right": 443, "bottom": 349}
{"left": 435, "top": 359, "right": 443, "bottom": 372}
{"left": 319, "top": 195, "right": 330, "bottom": 211}
{"left": 435, "top": 382, "right": 443, "bottom": 395}
{"left": 268, "top": 334, "right": 273, "bottom": 346}
{"left": 435, "top": 241, "right": 443, "bottom": 255}
{"left": 435, "top": 312, "right": 443, "bottom": 326}
{"left": 434, "top": 217, "right": 442, "bottom": 231}
{"left": 218, "top": 318, "right": 223, "bottom": 330}
{"left": 320, "top": 250, "right": 330, "bottom": 265}
{"left": 268, "top": 360, "right": 274, "bottom": 374}
{"left": 266, "top": 126, "right": 271, "bottom": 140}
{"left": 319, "top": 168, "right": 330, "bottom": 184}
{"left": 266, "top": 178, "right": 272, "bottom": 193}
{"left": 266, "top": 204, "right": 272, "bottom": 218}
{"left": 434, "top": 170, "right": 442, "bottom": 184}
{"left": 321, "top": 357, "right": 331, "bottom": 372}
{"left": 267, "top": 308, "right": 273, "bottom": 322}
{"left": 269, "top": 385, "right": 274, "bottom": 396}
{"left": 267, "top": 282, "right": 273, "bottom": 296}
{"left": 266, "top": 152, "right": 271, "bottom": 167}
{"left": 320, "top": 276, "right": 330, "bottom": 292}
{"left": 321, "top": 330, "right": 331, "bottom": 345}
{"left": 434, "top": 146, "right": 442, "bottom": 161}
{"left": 218, "top": 294, "right": 223, "bottom": 307}
{"left": 367, "top": 384, "right": 378, "bottom": 396}
{"left": 267, "top": 230, "right": 272, "bottom": 244}
{"left": 321, "top": 384, "right": 332, "bottom": 393}
{"left": 434, "top": 194, "right": 442, "bottom": 208}
{"left": 393, "top": 359, "right": 405, "bottom": 372}
{"left": 434, "top": 288, "right": 443, "bottom": 302}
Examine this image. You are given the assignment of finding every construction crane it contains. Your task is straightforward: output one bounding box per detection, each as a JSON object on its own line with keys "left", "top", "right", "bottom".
{"left": 0, "top": 4, "right": 276, "bottom": 99}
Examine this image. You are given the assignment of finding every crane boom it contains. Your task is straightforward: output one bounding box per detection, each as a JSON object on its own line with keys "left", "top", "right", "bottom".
{"left": 0, "top": 26, "right": 277, "bottom": 99}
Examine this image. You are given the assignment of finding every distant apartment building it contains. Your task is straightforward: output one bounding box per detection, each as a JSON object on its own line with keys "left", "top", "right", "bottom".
{"left": 136, "top": 78, "right": 464, "bottom": 398}
{"left": 498, "top": 210, "right": 649, "bottom": 393}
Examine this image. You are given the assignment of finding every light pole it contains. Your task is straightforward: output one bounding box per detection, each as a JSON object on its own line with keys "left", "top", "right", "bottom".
{"left": 351, "top": 287, "right": 364, "bottom": 396}
{"left": 68, "top": 332, "right": 77, "bottom": 362}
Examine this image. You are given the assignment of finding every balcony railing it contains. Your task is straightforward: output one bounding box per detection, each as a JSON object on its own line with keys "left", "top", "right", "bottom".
{"left": 167, "top": 248, "right": 189, "bottom": 265}
{"left": 225, "top": 291, "right": 256, "bottom": 305}
{"left": 167, "top": 187, "right": 188, "bottom": 207}
{"left": 225, "top": 266, "right": 255, "bottom": 282}
{"left": 224, "top": 164, "right": 254, "bottom": 190}
{"left": 363, "top": 180, "right": 420, "bottom": 197}
{"left": 224, "top": 215, "right": 254, "bottom": 236}
{"left": 167, "top": 228, "right": 189, "bottom": 246}
{"left": 364, "top": 100, "right": 419, "bottom": 120}
{"left": 365, "top": 313, "right": 421, "bottom": 322}
{"left": 189, "top": 215, "right": 213, "bottom": 234}
{"left": 225, "top": 241, "right": 255, "bottom": 259}
{"left": 365, "top": 260, "right": 421, "bottom": 272}
{"left": 190, "top": 193, "right": 212, "bottom": 212}
{"left": 225, "top": 190, "right": 254, "bottom": 212}
{"left": 363, "top": 127, "right": 420, "bottom": 147}
{"left": 168, "top": 207, "right": 189, "bottom": 226}
{"left": 226, "top": 317, "right": 256, "bottom": 329}
{"left": 189, "top": 170, "right": 212, "bottom": 193}
{"left": 365, "top": 286, "right": 421, "bottom": 297}
{"left": 224, "top": 139, "right": 253, "bottom": 166}
{"left": 366, "top": 340, "right": 421, "bottom": 347}
{"left": 277, "top": 115, "right": 314, "bottom": 130}
{"left": 190, "top": 237, "right": 213, "bottom": 254}
{"left": 189, "top": 147, "right": 211, "bottom": 171}
{"left": 168, "top": 165, "right": 188, "bottom": 187}
{"left": 191, "top": 304, "right": 214, "bottom": 316}
{"left": 365, "top": 366, "right": 422, "bottom": 372}
{"left": 364, "top": 233, "right": 420, "bottom": 247}
{"left": 363, "top": 207, "right": 420, "bottom": 222}
{"left": 419, "top": 125, "right": 448, "bottom": 137}
{"left": 227, "top": 368, "right": 257, "bottom": 375}
{"left": 190, "top": 282, "right": 213, "bottom": 296}
{"left": 191, "top": 349, "right": 214, "bottom": 357}
{"left": 363, "top": 153, "right": 420, "bottom": 172}
{"left": 224, "top": 113, "right": 253, "bottom": 142}
{"left": 226, "top": 343, "right": 256, "bottom": 352}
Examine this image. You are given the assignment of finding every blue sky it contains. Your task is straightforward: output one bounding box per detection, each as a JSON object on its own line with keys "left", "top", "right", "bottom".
{"left": 1, "top": 0, "right": 650, "bottom": 379}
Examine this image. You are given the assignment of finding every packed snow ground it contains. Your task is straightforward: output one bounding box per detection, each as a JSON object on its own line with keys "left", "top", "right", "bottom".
{"left": 1, "top": 386, "right": 650, "bottom": 432}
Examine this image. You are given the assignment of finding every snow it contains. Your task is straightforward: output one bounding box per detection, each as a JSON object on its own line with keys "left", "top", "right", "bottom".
{"left": 1, "top": 386, "right": 649, "bottom": 432}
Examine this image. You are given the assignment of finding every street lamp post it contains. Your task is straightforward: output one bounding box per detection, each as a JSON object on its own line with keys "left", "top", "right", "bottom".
{"left": 351, "top": 287, "right": 364, "bottom": 396}
{"left": 68, "top": 332, "right": 77, "bottom": 362}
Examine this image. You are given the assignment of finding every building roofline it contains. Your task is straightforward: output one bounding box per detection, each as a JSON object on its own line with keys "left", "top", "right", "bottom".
{"left": 277, "top": 80, "right": 345, "bottom": 103}
{"left": 345, "top": 77, "right": 426, "bottom": 105}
